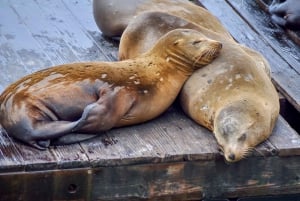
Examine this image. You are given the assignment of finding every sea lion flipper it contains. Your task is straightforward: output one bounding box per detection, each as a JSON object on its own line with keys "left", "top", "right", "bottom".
{"left": 51, "top": 133, "right": 98, "bottom": 145}
{"left": 72, "top": 87, "right": 136, "bottom": 133}
{"left": 269, "top": 0, "right": 288, "bottom": 15}
{"left": 30, "top": 140, "right": 49, "bottom": 150}
{"left": 71, "top": 103, "right": 97, "bottom": 132}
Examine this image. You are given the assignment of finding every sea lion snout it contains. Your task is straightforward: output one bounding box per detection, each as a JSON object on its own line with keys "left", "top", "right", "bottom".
{"left": 194, "top": 40, "right": 222, "bottom": 65}
{"left": 223, "top": 145, "right": 247, "bottom": 163}
{"left": 169, "top": 29, "right": 223, "bottom": 68}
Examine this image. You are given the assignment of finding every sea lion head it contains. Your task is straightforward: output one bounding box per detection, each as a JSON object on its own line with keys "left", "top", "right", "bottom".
{"left": 149, "top": 29, "right": 222, "bottom": 71}
{"left": 214, "top": 100, "right": 272, "bottom": 163}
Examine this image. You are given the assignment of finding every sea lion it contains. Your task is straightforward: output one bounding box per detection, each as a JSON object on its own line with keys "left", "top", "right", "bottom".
{"left": 118, "top": 12, "right": 279, "bottom": 162}
{"left": 257, "top": 0, "right": 300, "bottom": 30}
{"left": 119, "top": 11, "right": 270, "bottom": 77}
{"left": 0, "top": 29, "right": 222, "bottom": 149}
{"left": 256, "top": 0, "right": 300, "bottom": 45}
{"left": 93, "top": 0, "right": 233, "bottom": 39}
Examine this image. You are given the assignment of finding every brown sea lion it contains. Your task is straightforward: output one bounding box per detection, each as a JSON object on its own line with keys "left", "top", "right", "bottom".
{"left": 92, "top": 0, "right": 233, "bottom": 39}
{"left": 118, "top": 12, "right": 279, "bottom": 162}
{"left": 0, "top": 29, "right": 222, "bottom": 149}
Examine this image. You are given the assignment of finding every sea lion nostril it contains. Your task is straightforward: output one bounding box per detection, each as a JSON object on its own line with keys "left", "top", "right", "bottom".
{"left": 228, "top": 153, "right": 235, "bottom": 161}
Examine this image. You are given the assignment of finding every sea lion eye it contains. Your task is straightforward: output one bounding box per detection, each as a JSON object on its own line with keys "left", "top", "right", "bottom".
{"left": 192, "top": 40, "right": 202, "bottom": 45}
{"left": 238, "top": 133, "right": 247, "bottom": 142}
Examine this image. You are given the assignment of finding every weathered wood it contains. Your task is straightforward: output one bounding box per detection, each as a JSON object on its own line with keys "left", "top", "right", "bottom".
{"left": 268, "top": 116, "right": 300, "bottom": 156}
{"left": 0, "top": 0, "right": 51, "bottom": 92}
{"left": 9, "top": 0, "right": 77, "bottom": 65}
{"left": 0, "top": 168, "right": 92, "bottom": 201}
{"left": 34, "top": 0, "right": 108, "bottom": 62}
{"left": 61, "top": 0, "right": 119, "bottom": 61}
{"left": 0, "top": 126, "right": 23, "bottom": 172}
{"left": 1, "top": 155, "right": 299, "bottom": 200}
{"left": 200, "top": 0, "right": 300, "bottom": 112}
{"left": 80, "top": 106, "right": 220, "bottom": 167}
{"left": 227, "top": 0, "right": 300, "bottom": 75}
{"left": 0, "top": 0, "right": 300, "bottom": 200}
{"left": 237, "top": 193, "right": 300, "bottom": 201}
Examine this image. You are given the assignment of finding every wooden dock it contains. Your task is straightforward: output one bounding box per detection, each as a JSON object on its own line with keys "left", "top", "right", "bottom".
{"left": 0, "top": 0, "right": 299, "bottom": 200}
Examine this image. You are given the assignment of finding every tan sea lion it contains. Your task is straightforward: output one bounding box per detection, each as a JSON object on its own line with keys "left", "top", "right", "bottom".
{"left": 93, "top": 0, "right": 233, "bottom": 39}
{"left": 118, "top": 12, "right": 279, "bottom": 162}
{"left": 0, "top": 29, "right": 222, "bottom": 149}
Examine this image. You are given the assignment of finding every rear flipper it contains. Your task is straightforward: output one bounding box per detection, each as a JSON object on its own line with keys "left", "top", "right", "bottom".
{"left": 50, "top": 133, "right": 98, "bottom": 145}
{"left": 20, "top": 87, "right": 135, "bottom": 149}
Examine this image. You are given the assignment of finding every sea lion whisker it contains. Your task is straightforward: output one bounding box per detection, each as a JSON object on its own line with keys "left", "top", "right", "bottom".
{"left": 218, "top": 145, "right": 224, "bottom": 156}
{"left": 242, "top": 147, "right": 255, "bottom": 159}
{"left": 192, "top": 48, "right": 218, "bottom": 67}
{"left": 253, "top": 147, "right": 266, "bottom": 158}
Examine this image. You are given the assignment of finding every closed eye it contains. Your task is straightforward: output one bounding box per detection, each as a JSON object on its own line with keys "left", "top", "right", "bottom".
{"left": 238, "top": 133, "right": 247, "bottom": 142}
{"left": 192, "top": 40, "right": 202, "bottom": 45}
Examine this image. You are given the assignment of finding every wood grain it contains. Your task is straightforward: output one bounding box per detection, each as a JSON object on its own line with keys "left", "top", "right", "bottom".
{"left": 0, "top": 0, "right": 299, "bottom": 200}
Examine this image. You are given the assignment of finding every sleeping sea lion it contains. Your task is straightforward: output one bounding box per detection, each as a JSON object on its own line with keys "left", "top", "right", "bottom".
{"left": 118, "top": 12, "right": 279, "bottom": 162}
{"left": 0, "top": 29, "right": 221, "bottom": 149}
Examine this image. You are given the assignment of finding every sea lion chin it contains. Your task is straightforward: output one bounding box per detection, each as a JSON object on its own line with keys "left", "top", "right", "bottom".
{"left": 0, "top": 29, "right": 222, "bottom": 149}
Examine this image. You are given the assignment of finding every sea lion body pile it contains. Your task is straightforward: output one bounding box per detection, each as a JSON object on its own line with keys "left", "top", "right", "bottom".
{"left": 0, "top": 0, "right": 280, "bottom": 163}
{"left": 93, "top": 0, "right": 279, "bottom": 162}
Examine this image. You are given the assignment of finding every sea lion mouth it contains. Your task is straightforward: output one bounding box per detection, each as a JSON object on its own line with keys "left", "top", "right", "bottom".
{"left": 222, "top": 146, "right": 255, "bottom": 163}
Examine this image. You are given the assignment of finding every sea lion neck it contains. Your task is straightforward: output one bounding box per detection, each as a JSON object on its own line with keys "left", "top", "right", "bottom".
{"left": 145, "top": 43, "right": 196, "bottom": 76}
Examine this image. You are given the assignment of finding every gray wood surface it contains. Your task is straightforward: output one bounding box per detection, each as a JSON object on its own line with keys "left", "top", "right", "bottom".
{"left": 0, "top": 0, "right": 299, "bottom": 200}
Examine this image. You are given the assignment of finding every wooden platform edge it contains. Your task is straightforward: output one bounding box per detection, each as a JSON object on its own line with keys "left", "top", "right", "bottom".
{"left": 0, "top": 155, "right": 299, "bottom": 201}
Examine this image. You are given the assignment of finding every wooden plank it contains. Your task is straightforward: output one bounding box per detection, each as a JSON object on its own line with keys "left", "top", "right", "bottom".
{"left": 227, "top": 0, "right": 300, "bottom": 75}
{"left": 1, "top": 155, "right": 299, "bottom": 200}
{"left": 33, "top": 0, "right": 108, "bottom": 62}
{"left": 0, "top": 126, "right": 24, "bottom": 172}
{"left": 9, "top": 0, "right": 77, "bottom": 64}
{"left": 238, "top": 194, "right": 300, "bottom": 201}
{"left": 50, "top": 145, "right": 90, "bottom": 169}
{"left": 0, "top": 172, "right": 26, "bottom": 201}
{"left": 90, "top": 156, "right": 300, "bottom": 200}
{"left": 80, "top": 106, "right": 220, "bottom": 167}
{"left": 11, "top": 140, "right": 58, "bottom": 172}
{"left": 268, "top": 116, "right": 300, "bottom": 156}
{"left": 0, "top": 0, "right": 51, "bottom": 92}
{"left": 62, "top": 0, "right": 119, "bottom": 61}
{"left": 52, "top": 168, "right": 92, "bottom": 201}
{"left": 0, "top": 168, "right": 92, "bottom": 201}
{"left": 200, "top": 0, "right": 300, "bottom": 112}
